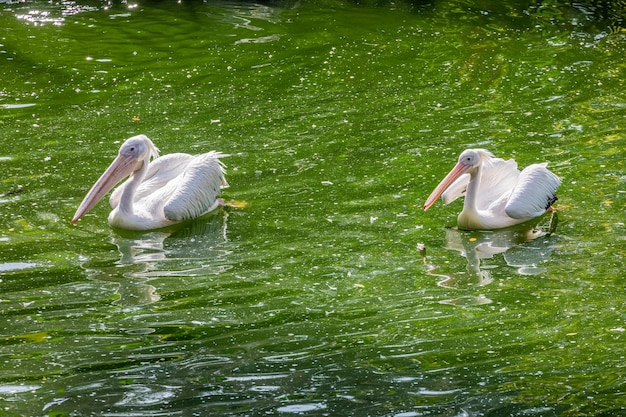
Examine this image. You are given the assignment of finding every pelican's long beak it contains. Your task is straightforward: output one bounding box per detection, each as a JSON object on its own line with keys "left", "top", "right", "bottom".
{"left": 72, "top": 154, "right": 140, "bottom": 224}
{"left": 423, "top": 162, "right": 470, "bottom": 211}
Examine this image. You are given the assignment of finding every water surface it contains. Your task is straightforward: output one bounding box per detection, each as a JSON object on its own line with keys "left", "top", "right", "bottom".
{"left": 1, "top": 1, "right": 625, "bottom": 416}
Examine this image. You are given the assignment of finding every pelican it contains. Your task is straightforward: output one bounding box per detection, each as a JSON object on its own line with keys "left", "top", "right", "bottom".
{"left": 423, "top": 149, "right": 560, "bottom": 230}
{"left": 72, "top": 134, "right": 228, "bottom": 231}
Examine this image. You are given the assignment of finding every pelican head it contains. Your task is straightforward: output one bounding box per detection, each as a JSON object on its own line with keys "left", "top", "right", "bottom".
{"left": 118, "top": 135, "right": 160, "bottom": 164}
{"left": 72, "top": 135, "right": 160, "bottom": 224}
{"left": 423, "top": 149, "right": 493, "bottom": 211}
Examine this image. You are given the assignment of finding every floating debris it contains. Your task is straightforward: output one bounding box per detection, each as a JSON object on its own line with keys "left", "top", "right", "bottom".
{"left": 0, "top": 186, "right": 24, "bottom": 198}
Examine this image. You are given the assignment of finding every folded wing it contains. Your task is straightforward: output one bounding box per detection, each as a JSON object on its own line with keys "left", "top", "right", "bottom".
{"left": 505, "top": 163, "right": 560, "bottom": 219}
{"left": 163, "top": 152, "right": 229, "bottom": 222}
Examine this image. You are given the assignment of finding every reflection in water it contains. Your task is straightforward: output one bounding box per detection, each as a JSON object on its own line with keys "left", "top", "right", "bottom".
{"left": 421, "top": 213, "right": 558, "bottom": 305}
{"left": 83, "top": 211, "right": 230, "bottom": 306}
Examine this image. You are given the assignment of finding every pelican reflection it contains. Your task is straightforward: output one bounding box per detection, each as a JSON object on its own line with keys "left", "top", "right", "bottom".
{"left": 84, "top": 211, "right": 230, "bottom": 306}
{"left": 421, "top": 213, "right": 558, "bottom": 305}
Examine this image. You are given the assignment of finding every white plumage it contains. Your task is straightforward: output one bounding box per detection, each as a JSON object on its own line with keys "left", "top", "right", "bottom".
{"left": 423, "top": 149, "right": 560, "bottom": 230}
{"left": 72, "top": 134, "right": 228, "bottom": 231}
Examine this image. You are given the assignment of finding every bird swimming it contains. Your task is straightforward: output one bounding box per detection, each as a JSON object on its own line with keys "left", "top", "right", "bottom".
{"left": 423, "top": 149, "right": 560, "bottom": 230}
{"left": 72, "top": 134, "right": 228, "bottom": 231}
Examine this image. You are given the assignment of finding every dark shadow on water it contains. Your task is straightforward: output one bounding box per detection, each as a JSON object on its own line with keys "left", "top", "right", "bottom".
{"left": 421, "top": 212, "right": 559, "bottom": 306}
{"left": 82, "top": 211, "right": 230, "bottom": 306}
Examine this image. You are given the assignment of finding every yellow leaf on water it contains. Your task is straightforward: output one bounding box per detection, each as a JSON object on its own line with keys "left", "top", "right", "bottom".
{"left": 1, "top": 331, "right": 49, "bottom": 343}
{"left": 226, "top": 199, "right": 248, "bottom": 209}
{"left": 15, "top": 219, "right": 33, "bottom": 230}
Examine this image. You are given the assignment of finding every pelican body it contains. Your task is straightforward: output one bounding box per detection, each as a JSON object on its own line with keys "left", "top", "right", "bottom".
{"left": 72, "top": 135, "right": 228, "bottom": 231}
{"left": 423, "top": 149, "right": 560, "bottom": 230}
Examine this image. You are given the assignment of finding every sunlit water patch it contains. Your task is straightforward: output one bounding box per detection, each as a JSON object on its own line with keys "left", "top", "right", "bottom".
{"left": 0, "top": 261, "right": 38, "bottom": 272}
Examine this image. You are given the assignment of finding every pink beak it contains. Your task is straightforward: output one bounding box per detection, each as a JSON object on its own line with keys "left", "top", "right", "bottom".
{"left": 423, "top": 161, "right": 470, "bottom": 211}
{"left": 72, "top": 154, "right": 140, "bottom": 224}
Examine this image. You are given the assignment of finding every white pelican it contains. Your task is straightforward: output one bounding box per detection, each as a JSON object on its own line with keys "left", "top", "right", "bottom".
{"left": 423, "top": 149, "right": 560, "bottom": 230}
{"left": 72, "top": 134, "right": 228, "bottom": 231}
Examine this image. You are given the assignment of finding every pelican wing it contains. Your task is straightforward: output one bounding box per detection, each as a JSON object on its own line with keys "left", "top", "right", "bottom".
{"left": 505, "top": 163, "right": 560, "bottom": 219}
{"left": 475, "top": 157, "right": 520, "bottom": 210}
{"left": 163, "top": 152, "right": 228, "bottom": 222}
{"left": 110, "top": 153, "right": 194, "bottom": 208}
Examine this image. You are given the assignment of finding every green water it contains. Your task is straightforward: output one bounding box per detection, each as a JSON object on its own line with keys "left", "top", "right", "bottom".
{"left": 1, "top": 0, "right": 625, "bottom": 415}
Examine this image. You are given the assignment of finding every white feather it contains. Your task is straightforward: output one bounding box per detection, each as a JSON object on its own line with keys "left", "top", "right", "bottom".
{"left": 164, "top": 152, "right": 228, "bottom": 221}
{"left": 505, "top": 163, "right": 561, "bottom": 219}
